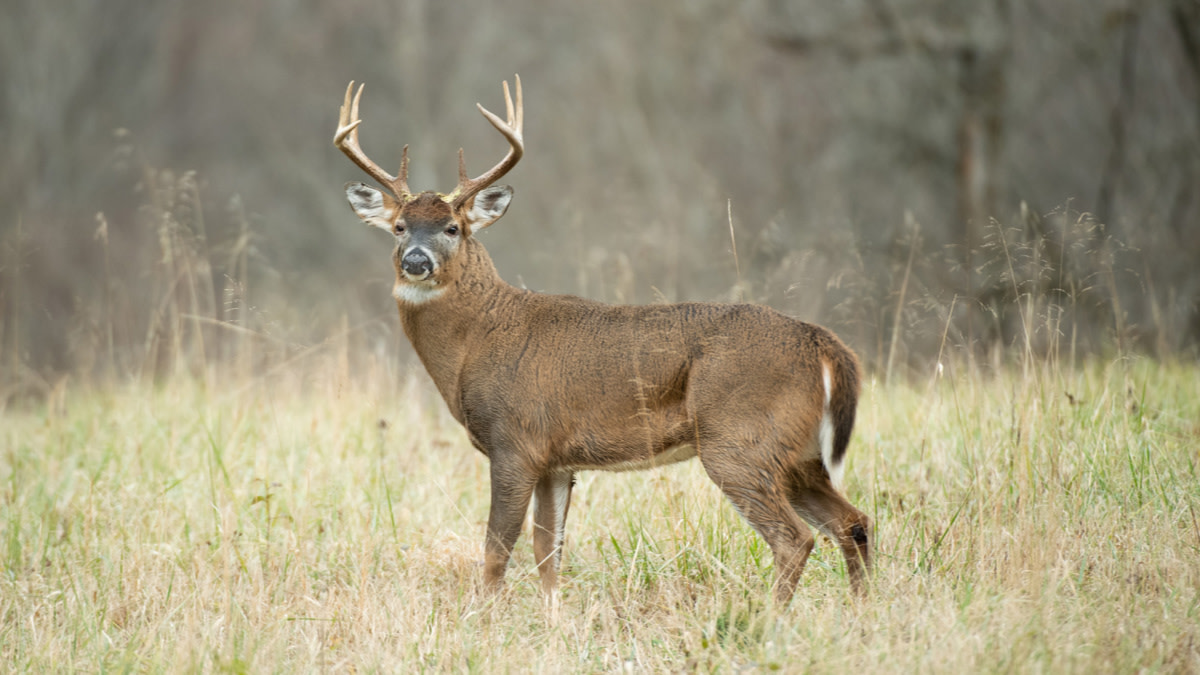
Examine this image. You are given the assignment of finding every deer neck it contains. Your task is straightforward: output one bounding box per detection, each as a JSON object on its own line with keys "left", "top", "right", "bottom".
{"left": 394, "top": 237, "right": 513, "bottom": 417}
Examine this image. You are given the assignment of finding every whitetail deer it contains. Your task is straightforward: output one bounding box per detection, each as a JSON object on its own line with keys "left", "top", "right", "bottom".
{"left": 334, "top": 76, "right": 870, "bottom": 603}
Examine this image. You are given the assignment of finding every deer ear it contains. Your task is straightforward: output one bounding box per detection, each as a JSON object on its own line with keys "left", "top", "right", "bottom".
{"left": 345, "top": 182, "right": 398, "bottom": 232}
{"left": 463, "top": 185, "right": 513, "bottom": 234}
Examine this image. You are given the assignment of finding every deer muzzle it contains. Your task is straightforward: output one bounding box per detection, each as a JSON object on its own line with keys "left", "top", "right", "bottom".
{"left": 401, "top": 247, "right": 435, "bottom": 279}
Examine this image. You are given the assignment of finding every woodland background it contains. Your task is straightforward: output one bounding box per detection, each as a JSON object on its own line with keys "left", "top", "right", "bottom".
{"left": 3, "top": 0, "right": 1199, "bottom": 390}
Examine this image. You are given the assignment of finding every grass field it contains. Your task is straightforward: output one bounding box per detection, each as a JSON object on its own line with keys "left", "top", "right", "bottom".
{"left": 2, "top": 356, "right": 1198, "bottom": 672}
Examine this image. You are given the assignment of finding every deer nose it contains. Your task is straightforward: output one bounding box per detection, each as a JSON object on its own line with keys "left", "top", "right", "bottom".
{"left": 401, "top": 249, "right": 433, "bottom": 277}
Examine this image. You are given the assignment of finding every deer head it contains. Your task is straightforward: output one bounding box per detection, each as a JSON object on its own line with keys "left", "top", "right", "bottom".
{"left": 335, "top": 77, "right": 523, "bottom": 301}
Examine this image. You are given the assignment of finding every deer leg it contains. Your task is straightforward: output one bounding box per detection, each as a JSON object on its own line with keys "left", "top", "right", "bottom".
{"left": 532, "top": 472, "right": 574, "bottom": 596}
{"left": 790, "top": 471, "right": 871, "bottom": 595}
{"left": 700, "top": 454, "right": 816, "bottom": 605}
{"left": 483, "top": 462, "right": 536, "bottom": 591}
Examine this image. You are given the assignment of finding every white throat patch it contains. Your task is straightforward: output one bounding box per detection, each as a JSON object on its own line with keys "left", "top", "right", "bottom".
{"left": 393, "top": 282, "right": 444, "bottom": 305}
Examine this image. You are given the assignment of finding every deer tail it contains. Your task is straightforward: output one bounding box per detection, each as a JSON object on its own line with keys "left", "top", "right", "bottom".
{"left": 819, "top": 347, "right": 861, "bottom": 488}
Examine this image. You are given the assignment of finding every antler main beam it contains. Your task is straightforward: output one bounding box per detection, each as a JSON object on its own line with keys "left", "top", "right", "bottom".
{"left": 447, "top": 75, "right": 524, "bottom": 210}
{"left": 334, "top": 77, "right": 522, "bottom": 206}
{"left": 334, "top": 81, "right": 411, "bottom": 199}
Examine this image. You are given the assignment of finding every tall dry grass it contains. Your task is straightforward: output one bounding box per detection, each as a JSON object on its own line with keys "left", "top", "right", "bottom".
{"left": 2, "top": 349, "right": 1197, "bottom": 671}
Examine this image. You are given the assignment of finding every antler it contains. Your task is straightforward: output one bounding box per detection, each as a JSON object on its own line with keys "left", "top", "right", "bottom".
{"left": 446, "top": 75, "right": 524, "bottom": 211}
{"left": 334, "top": 81, "right": 411, "bottom": 199}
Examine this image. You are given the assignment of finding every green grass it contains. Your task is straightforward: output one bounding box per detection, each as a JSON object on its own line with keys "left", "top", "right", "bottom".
{"left": 2, "top": 358, "right": 1198, "bottom": 672}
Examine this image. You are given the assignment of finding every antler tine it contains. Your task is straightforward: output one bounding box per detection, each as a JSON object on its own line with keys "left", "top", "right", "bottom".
{"left": 502, "top": 80, "right": 515, "bottom": 128}
{"left": 448, "top": 75, "right": 524, "bottom": 210}
{"left": 514, "top": 74, "right": 523, "bottom": 131}
{"left": 333, "top": 81, "right": 411, "bottom": 198}
{"left": 398, "top": 145, "right": 410, "bottom": 191}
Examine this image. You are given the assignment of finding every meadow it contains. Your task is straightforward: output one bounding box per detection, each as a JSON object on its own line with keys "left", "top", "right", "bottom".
{"left": 2, "top": 354, "right": 1197, "bottom": 672}
{"left": 4, "top": 4, "right": 1199, "bottom": 671}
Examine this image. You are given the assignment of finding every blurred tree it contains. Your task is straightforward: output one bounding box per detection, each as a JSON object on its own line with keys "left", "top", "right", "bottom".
{"left": 1, "top": 0, "right": 1198, "bottom": 386}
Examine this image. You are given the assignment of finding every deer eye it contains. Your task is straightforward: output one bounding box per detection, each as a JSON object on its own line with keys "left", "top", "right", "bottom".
{"left": 393, "top": 224, "right": 405, "bottom": 235}
{"left": 445, "top": 225, "right": 459, "bottom": 236}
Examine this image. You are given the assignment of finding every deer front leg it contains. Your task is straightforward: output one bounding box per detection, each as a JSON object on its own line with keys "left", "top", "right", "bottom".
{"left": 483, "top": 460, "right": 536, "bottom": 591}
{"left": 532, "top": 472, "right": 574, "bottom": 596}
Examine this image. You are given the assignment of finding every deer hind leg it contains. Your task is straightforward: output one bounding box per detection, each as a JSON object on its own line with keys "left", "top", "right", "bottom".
{"left": 483, "top": 461, "right": 537, "bottom": 592}
{"left": 532, "top": 472, "right": 574, "bottom": 596}
{"left": 699, "top": 452, "right": 816, "bottom": 605}
{"left": 789, "top": 463, "right": 871, "bottom": 595}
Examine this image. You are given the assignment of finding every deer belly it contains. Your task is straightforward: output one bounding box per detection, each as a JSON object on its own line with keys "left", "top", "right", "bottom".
{"left": 565, "top": 443, "right": 697, "bottom": 473}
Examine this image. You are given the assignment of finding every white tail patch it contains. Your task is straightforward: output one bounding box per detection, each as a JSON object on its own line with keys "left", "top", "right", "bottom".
{"left": 819, "top": 361, "right": 844, "bottom": 487}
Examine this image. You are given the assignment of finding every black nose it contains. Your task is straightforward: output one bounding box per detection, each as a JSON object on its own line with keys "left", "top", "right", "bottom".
{"left": 402, "top": 249, "right": 433, "bottom": 276}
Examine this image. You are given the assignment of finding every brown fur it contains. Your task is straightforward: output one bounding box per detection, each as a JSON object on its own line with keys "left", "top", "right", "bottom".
{"left": 338, "top": 80, "right": 869, "bottom": 603}
{"left": 380, "top": 225, "right": 868, "bottom": 602}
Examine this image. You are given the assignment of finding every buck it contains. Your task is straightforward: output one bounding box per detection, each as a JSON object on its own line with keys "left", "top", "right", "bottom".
{"left": 334, "top": 76, "right": 870, "bottom": 603}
